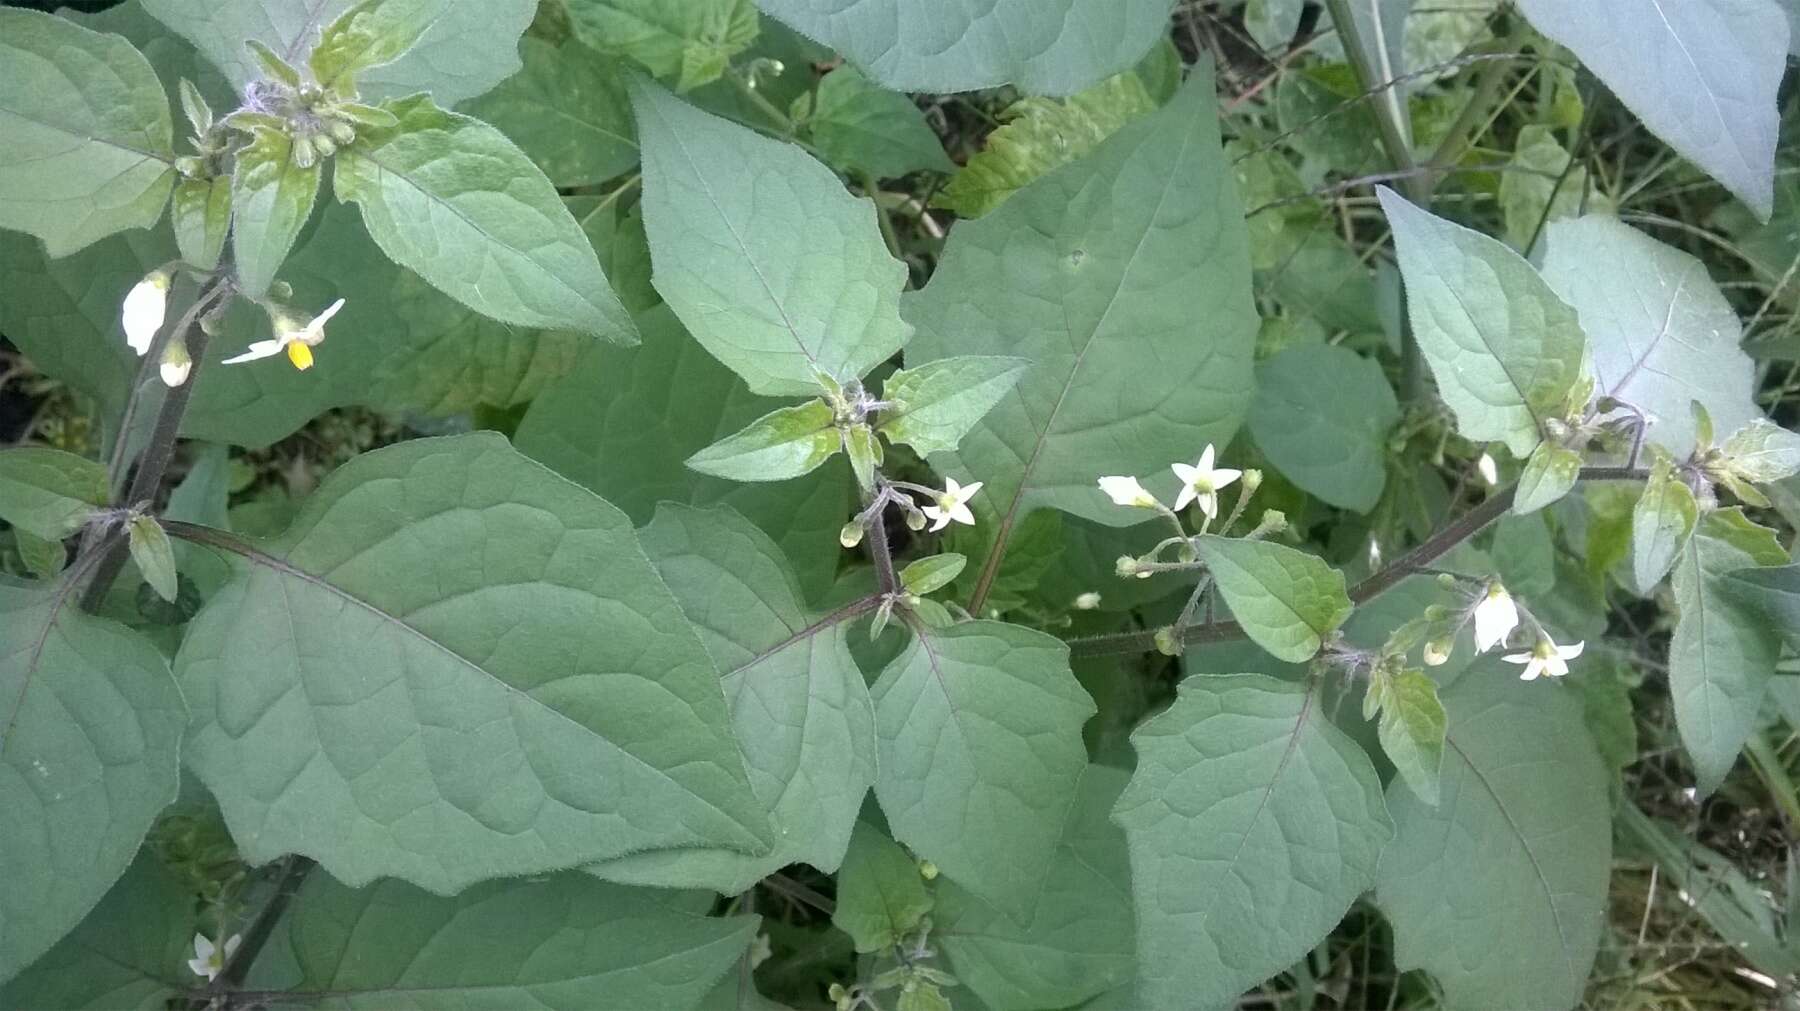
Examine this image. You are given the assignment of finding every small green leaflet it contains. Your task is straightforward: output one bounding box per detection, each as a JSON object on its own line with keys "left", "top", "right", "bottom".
{"left": 0, "top": 448, "right": 108, "bottom": 542}
{"left": 0, "top": 9, "right": 176, "bottom": 257}
{"left": 1374, "top": 667, "right": 1447, "bottom": 805}
{"left": 870, "top": 621, "right": 1095, "bottom": 923}
{"left": 309, "top": 0, "right": 444, "bottom": 94}
{"left": 125, "top": 515, "right": 178, "bottom": 604}
{"left": 877, "top": 356, "right": 1029, "bottom": 457}
{"left": 1500, "top": 126, "right": 1598, "bottom": 252}
{"left": 1377, "top": 665, "right": 1612, "bottom": 1010}
{"left": 797, "top": 65, "right": 955, "bottom": 180}
{"left": 230, "top": 128, "right": 321, "bottom": 300}
{"left": 1195, "top": 535, "right": 1353, "bottom": 662}
{"left": 566, "top": 0, "right": 759, "bottom": 92}
{"left": 1631, "top": 457, "right": 1698, "bottom": 594}
{"left": 686, "top": 400, "right": 842, "bottom": 482}
{"left": 1378, "top": 187, "right": 1589, "bottom": 459}
{"left": 632, "top": 80, "right": 911, "bottom": 395}
{"left": 1721, "top": 419, "right": 1800, "bottom": 483}
{"left": 1512, "top": 442, "right": 1582, "bottom": 515}
{"left": 1248, "top": 343, "right": 1399, "bottom": 512}
{"left": 1, "top": 576, "right": 184, "bottom": 981}
{"left": 170, "top": 176, "right": 231, "bottom": 272}
{"left": 1115, "top": 674, "right": 1392, "bottom": 1009}
{"left": 833, "top": 820, "right": 934, "bottom": 953}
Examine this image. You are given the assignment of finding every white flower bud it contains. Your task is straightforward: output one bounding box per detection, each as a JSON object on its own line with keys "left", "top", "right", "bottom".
{"left": 122, "top": 270, "right": 171, "bottom": 356}
{"left": 159, "top": 338, "right": 192, "bottom": 388}
{"left": 1073, "top": 591, "right": 1102, "bottom": 610}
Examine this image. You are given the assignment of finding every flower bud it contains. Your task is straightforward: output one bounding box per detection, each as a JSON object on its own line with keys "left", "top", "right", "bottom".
{"left": 918, "top": 860, "right": 938, "bottom": 880}
{"left": 903, "top": 503, "right": 927, "bottom": 531}
{"left": 1436, "top": 572, "right": 1458, "bottom": 589}
{"left": 159, "top": 337, "right": 193, "bottom": 388}
{"left": 1115, "top": 555, "right": 1139, "bottom": 578}
{"left": 1073, "top": 591, "right": 1102, "bottom": 610}
{"left": 326, "top": 119, "right": 357, "bottom": 146}
{"left": 1241, "top": 468, "right": 1263, "bottom": 494}
{"left": 1153, "top": 626, "right": 1181, "bottom": 657}
{"left": 309, "top": 133, "right": 337, "bottom": 158}
{"left": 1477, "top": 452, "right": 1499, "bottom": 486}
{"left": 292, "top": 135, "right": 318, "bottom": 169}
{"left": 1423, "top": 636, "right": 1453, "bottom": 667}
{"left": 839, "top": 521, "right": 864, "bottom": 548}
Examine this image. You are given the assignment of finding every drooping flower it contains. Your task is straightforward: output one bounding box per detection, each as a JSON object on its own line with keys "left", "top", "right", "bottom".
{"left": 1171, "top": 444, "right": 1242, "bottom": 518}
{"left": 1472, "top": 582, "right": 1519, "bottom": 652}
{"left": 123, "top": 270, "right": 172, "bottom": 356}
{"left": 1477, "top": 452, "right": 1499, "bottom": 486}
{"left": 222, "top": 298, "right": 344, "bottom": 371}
{"left": 1098, "top": 475, "right": 1159, "bottom": 509}
{"left": 187, "top": 932, "right": 240, "bottom": 981}
{"left": 159, "top": 337, "right": 192, "bottom": 388}
{"left": 1503, "top": 636, "right": 1584, "bottom": 681}
{"left": 921, "top": 477, "right": 981, "bottom": 532}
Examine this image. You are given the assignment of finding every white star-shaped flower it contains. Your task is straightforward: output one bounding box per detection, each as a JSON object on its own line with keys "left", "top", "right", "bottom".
{"left": 222, "top": 298, "right": 344, "bottom": 371}
{"left": 1098, "top": 475, "right": 1159, "bottom": 509}
{"left": 1171, "top": 445, "right": 1241, "bottom": 518}
{"left": 187, "top": 932, "right": 240, "bottom": 982}
{"left": 122, "top": 271, "right": 171, "bottom": 356}
{"left": 1472, "top": 582, "right": 1519, "bottom": 653}
{"left": 1503, "top": 636, "right": 1583, "bottom": 681}
{"left": 920, "top": 477, "right": 981, "bottom": 532}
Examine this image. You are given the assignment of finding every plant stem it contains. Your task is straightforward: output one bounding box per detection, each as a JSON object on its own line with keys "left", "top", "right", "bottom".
{"left": 865, "top": 506, "right": 899, "bottom": 595}
{"left": 189, "top": 856, "right": 312, "bottom": 1008}
{"left": 860, "top": 170, "right": 903, "bottom": 261}
{"left": 104, "top": 279, "right": 230, "bottom": 496}
{"left": 728, "top": 71, "right": 795, "bottom": 135}
{"left": 1066, "top": 466, "right": 1647, "bottom": 658}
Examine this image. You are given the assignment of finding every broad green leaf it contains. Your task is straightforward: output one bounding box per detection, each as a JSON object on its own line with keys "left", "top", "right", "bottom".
{"left": 1721, "top": 419, "right": 1800, "bottom": 483}
{"left": 1512, "top": 441, "right": 1582, "bottom": 515}
{"left": 1248, "top": 343, "right": 1398, "bottom": 512}
{"left": 141, "top": 0, "right": 536, "bottom": 106}
{"left": 687, "top": 400, "right": 842, "bottom": 482}
{"left": 899, "top": 554, "right": 966, "bottom": 597}
{"left": 937, "top": 764, "right": 1136, "bottom": 1011}
{"left": 1378, "top": 187, "right": 1588, "bottom": 459}
{"left": 1575, "top": 656, "right": 1639, "bottom": 778}
{"left": 1724, "top": 562, "right": 1800, "bottom": 647}
{"left": 1115, "top": 674, "right": 1393, "bottom": 1009}
{"left": 877, "top": 356, "right": 1030, "bottom": 457}
{"left": 14, "top": 530, "right": 66, "bottom": 581}
{"left": 632, "top": 81, "right": 910, "bottom": 395}
{"left": 590, "top": 504, "right": 876, "bottom": 893}
{"left": 797, "top": 66, "right": 955, "bottom": 180}
{"left": 0, "top": 855, "right": 195, "bottom": 1010}
{"left": 0, "top": 448, "right": 108, "bottom": 542}
{"left": 753, "top": 0, "right": 1178, "bottom": 96}
{"left": 934, "top": 72, "right": 1157, "bottom": 219}
{"left": 271, "top": 871, "right": 758, "bottom": 1009}
{"left": 1195, "top": 535, "right": 1353, "bottom": 662}
{"left": 567, "top": 0, "right": 758, "bottom": 91}
{"left": 1377, "top": 668, "right": 1447, "bottom": 805}
{"left": 907, "top": 73, "right": 1257, "bottom": 595}
{"left": 126, "top": 515, "right": 178, "bottom": 604}
{"left": 335, "top": 94, "right": 636, "bottom": 342}
{"left": 1, "top": 577, "right": 183, "bottom": 980}
{"left": 834, "top": 819, "right": 933, "bottom": 953}
{"left": 0, "top": 8, "right": 176, "bottom": 257}
{"left": 459, "top": 37, "right": 638, "bottom": 188}
{"left": 174, "top": 433, "right": 773, "bottom": 892}
{"left": 1245, "top": 0, "right": 1306, "bottom": 50}
{"left": 309, "top": 0, "right": 443, "bottom": 93}
{"left": 1539, "top": 216, "right": 1759, "bottom": 457}
{"left": 1499, "top": 125, "right": 1600, "bottom": 252}
{"left": 513, "top": 305, "right": 849, "bottom": 601}
{"left": 230, "top": 129, "right": 321, "bottom": 299}
{"left": 1631, "top": 457, "right": 1698, "bottom": 593}
{"left": 870, "top": 621, "right": 1095, "bottom": 923}
{"left": 170, "top": 176, "right": 230, "bottom": 271}
{"left": 1671, "top": 508, "right": 1787, "bottom": 793}
{"left": 1377, "top": 666, "right": 1611, "bottom": 1010}
{"left": 1513, "top": 0, "right": 1785, "bottom": 217}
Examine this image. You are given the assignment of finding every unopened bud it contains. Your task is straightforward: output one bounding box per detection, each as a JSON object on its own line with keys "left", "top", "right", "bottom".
{"left": 1255, "top": 509, "right": 1288, "bottom": 536}
{"left": 918, "top": 859, "right": 938, "bottom": 880}
{"left": 904, "top": 504, "right": 927, "bottom": 531}
{"left": 1073, "top": 591, "right": 1101, "bottom": 610}
{"left": 309, "top": 133, "right": 337, "bottom": 158}
{"left": 839, "top": 521, "right": 864, "bottom": 548}
{"left": 1436, "top": 572, "right": 1458, "bottom": 589}
{"left": 1241, "top": 468, "right": 1263, "bottom": 494}
{"left": 1423, "top": 637, "right": 1453, "bottom": 667}
{"left": 1543, "top": 417, "right": 1569, "bottom": 440}
{"left": 1115, "top": 555, "right": 1139, "bottom": 578}
{"left": 158, "top": 337, "right": 192, "bottom": 388}
{"left": 326, "top": 119, "right": 357, "bottom": 146}
{"left": 1153, "top": 626, "right": 1181, "bottom": 657}
{"left": 292, "top": 135, "right": 318, "bottom": 169}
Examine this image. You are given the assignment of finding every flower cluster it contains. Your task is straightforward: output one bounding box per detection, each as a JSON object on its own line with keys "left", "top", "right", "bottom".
{"left": 1439, "top": 580, "right": 1584, "bottom": 682}
{"left": 1099, "top": 444, "right": 1243, "bottom": 520}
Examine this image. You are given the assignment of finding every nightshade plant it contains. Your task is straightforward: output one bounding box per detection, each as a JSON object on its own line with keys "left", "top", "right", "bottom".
{"left": 1, "top": 0, "right": 1799, "bottom": 1008}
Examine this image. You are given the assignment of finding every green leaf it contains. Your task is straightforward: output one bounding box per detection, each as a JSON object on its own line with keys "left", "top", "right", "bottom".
{"left": 899, "top": 553, "right": 966, "bottom": 596}
{"left": 125, "top": 514, "right": 178, "bottom": 604}
{"left": 1499, "top": 125, "right": 1600, "bottom": 252}
{"left": 1195, "top": 535, "right": 1353, "bottom": 662}
{"left": 230, "top": 128, "right": 321, "bottom": 299}
{"left": 833, "top": 819, "right": 933, "bottom": 953}
{"left": 0, "top": 854, "right": 196, "bottom": 1010}
{"left": 1378, "top": 187, "right": 1588, "bottom": 459}
{"left": 1722, "top": 418, "right": 1800, "bottom": 483}
{"left": 170, "top": 176, "right": 230, "bottom": 272}
{"left": 1724, "top": 563, "right": 1800, "bottom": 647}
{"left": 0, "top": 448, "right": 108, "bottom": 542}
{"left": 174, "top": 433, "right": 773, "bottom": 892}
{"left": 687, "top": 400, "right": 842, "bottom": 482}
{"left": 632, "top": 81, "right": 910, "bottom": 395}
{"left": 797, "top": 66, "right": 955, "bottom": 179}
{"left": 907, "top": 72, "right": 1257, "bottom": 589}
{"left": 1670, "top": 508, "right": 1787, "bottom": 793}
{"left": 877, "top": 356, "right": 1029, "bottom": 457}
{"left": 936, "top": 764, "right": 1136, "bottom": 1011}
{"left": 567, "top": 0, "right": 758, "bottom": 91}
{"left": 335, "top": 94, "right": 636, "bottom": 342}
{"left": 513, "top": 305, "right": 849, "bottom": 601}
{"left": 934, "top": 72, "right": 1157, "bottom": 219}
{"left": 589, "top": 504, "right": 875, "bottom": 893}
{"left": 1115, "top": 674, "right": 1392, "bottom": 1009}
{"left": 1513, "top": 0, "right": 1784, "bottom": 217}
{"left": 1, "top": 576, "right": 184, "bottom": 980}
{"left": 1377, "top": 666, "right": 1612, "bottom": 1010}
{"left": 309, "top": 0, "right": 442, "bottom": 93}
{"left": 1539, "top": 216, "right": 1759, "bottom": 457}
{"left": 271, "top": 871, "right": 759, "bottom": 1009}
{"left": 0, "top": 8, "right": 176, "bottom": 257}
{"left": 1377, "top": 668, "right": 1447, "bottom": 805}
{"left": 870, "top": 621, "right": 1095, "bottom": 922}
{"left": 1245, "top": 0, "right": 1306, "bottom": 50}
{"left": 1631, "top": 456, "right": 1698, "bottom": 594}
{"left": 459, "top": 37, "right": 637, "bottom": 188}
{"left": 1512, "top": 441, "right": 1582, "bottom": 515}
{"left": 1248, "top": 343, "right": 1399, "bottom": 512}
{"left": 753, "top": 0, "right": 1178, "bottom": 95}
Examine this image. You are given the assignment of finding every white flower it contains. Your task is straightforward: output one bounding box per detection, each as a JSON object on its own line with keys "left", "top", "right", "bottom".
{"left": 1472, "top": 582, "right": 1519, "bottom": 653}
{"left": 1503, "top": 636, "right": 1584, "bottom": 681}
{"left": 222, "top": 298, "right": 344, "bottom": 371}
{"left": 920, "top": 477, "right": 981, "bottom": 532}
{"left": 122, "top": 270, "right": 171, "bottom": 356}
{"left": 159, "top": 339, "right": 192, "bottom": 388}
{"left": 1477, "top": 452, "right": 1499, "bottom": 486}
{"left": 1098, "top": 475, "right": 1159, "bottom": 509}
{"left": 188, "top": 932, "right": 240, "bottom": 981}
{"left": 1171, "top": 444, "right": 1241, "bottom": 518}
{"left": 1074, "top": 591, "right": 1102, "bottom": 610}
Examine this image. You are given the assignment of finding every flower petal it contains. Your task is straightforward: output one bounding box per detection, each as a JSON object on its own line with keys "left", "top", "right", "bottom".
{"left": 1197, "top": 491, "right": 1218, "bottom": 519}
{"left": 948, "top": 501, "right": 975, "bottom": 526}
{"left": 1501, "top": 652, "right": 1532, "bottom": 664}
{"left": 1197, "top": 444, "right": 1215, "bottom": 471}
{"left": 1556, "top": 640, "right": 1586, "bottom": 660}
{"left": 1171, "top": 462, "right": 1199, "bottom": 485}
{"left": 221, "top": 340, "right": 284, "bottom": 364}
{"left": 1172, "top": 484, "right": 1196, "bottom": 512}
{"left": 1211, "top": 468, "right": 1242, "bottom": 488}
